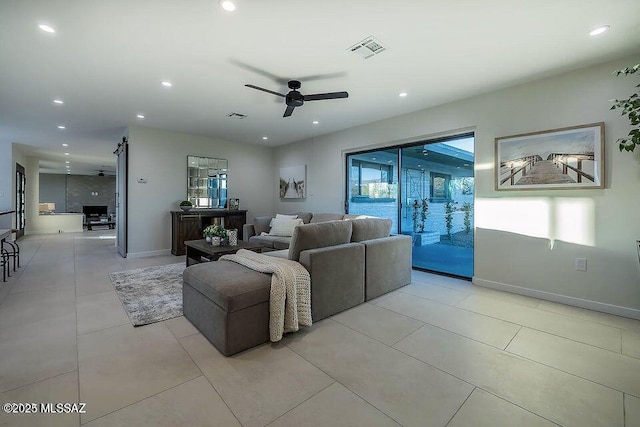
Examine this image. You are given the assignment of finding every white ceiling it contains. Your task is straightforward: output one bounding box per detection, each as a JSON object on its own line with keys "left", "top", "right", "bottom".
{"left": 1, "top": 0, "right": 639, "bottom": 175}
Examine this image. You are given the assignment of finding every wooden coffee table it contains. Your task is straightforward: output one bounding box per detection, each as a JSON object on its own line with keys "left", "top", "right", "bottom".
{"left": 184, "top": 239, "right": 263, "bottom": 267}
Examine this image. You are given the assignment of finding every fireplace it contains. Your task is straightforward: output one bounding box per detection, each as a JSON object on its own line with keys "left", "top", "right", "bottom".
{"left": 83, "top": 205, "right": 108, "bottom": 222}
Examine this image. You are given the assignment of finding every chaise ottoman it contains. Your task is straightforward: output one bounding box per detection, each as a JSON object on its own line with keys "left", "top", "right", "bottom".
{"left": 183, "top": 260, "right": 271, "bottom": 356}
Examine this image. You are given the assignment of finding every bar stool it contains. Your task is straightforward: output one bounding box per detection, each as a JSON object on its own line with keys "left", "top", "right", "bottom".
{"left": 2, "top": 230, "right": 20, "bottom": 271}
{"left": 1, "top": 246, "right": 9, "bottom": 282}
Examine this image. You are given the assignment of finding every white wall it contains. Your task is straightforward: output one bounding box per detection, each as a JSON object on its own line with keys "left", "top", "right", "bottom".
{"left": 126, "top": 125, "right": 274, "bottom": 257}
{"left": 273, "top": 55, "right": 640, "bottom": 317}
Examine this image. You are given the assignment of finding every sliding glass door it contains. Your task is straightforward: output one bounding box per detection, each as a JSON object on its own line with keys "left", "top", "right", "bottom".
{"left": 347, "top": 148, "right": 399, "bottom": 233}
{"left": 346, "top": 135, "right": 474, "bottom": 278}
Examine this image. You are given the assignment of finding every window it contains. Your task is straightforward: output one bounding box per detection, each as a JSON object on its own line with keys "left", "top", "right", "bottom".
{"left": 430, "top": 172, "right": 450, "bottom": 202}
{"left": 350, "top": 160, "right": 395, "bottom": 200}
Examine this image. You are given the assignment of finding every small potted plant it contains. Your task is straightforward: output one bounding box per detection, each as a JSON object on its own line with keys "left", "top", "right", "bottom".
{"left": 179, "top": 200, "right": 193, "bottom": 211}
{"left": 204, "top": 224, "right": 226, "bottom": 246}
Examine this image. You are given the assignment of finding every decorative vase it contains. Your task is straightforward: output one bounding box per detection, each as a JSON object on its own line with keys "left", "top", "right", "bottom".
{"left": 227, "top": 229, "right": 238, "bottom": 246}
{"left": 180, "top": 206, "right": 191, "bottom": 212}
{"left": 211, "top": 236, "right": 221, "bottom": 246}
{"left": 205, "top": 236, "right": 212, "bottom": 244}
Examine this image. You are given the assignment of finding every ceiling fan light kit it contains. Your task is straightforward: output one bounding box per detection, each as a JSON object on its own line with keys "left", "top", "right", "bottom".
{"left": 245, "top": 80, "right": 348, "bottom": 117}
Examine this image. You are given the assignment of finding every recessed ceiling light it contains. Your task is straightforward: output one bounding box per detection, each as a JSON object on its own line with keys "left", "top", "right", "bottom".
{"left": 589, "top": 25, "right": 610, "bottom": 36}
{"left": 388, "top": 160, "right": 393, "bottom": 163}
{"left": 312, "top": 121, "right": 319, "bottom": 125}
{"left": 67, "top": 172, "right": 71, "bottom": 175}
{"left": 38, "top": 24, "right": 55, "bottom": 33}
{"left": 65, "top": 161, "right": 70, "bottom": 164}
{"left": 64, "top": 152, "right": 69, "bottom": 156}
{"left": 62, "top": 143, "right": 68, "bottom": 147}
{"left": 219, "top": 0, "right": 236, "bottom": 11}
{"left": 161, "top": 81, "right": 172, "bottom": 87}
{"left": 417, "top": 165, "right": 421, "bottom": 167}
{"left": 53, "top": 99, "right": 64, "bottom": 105}
{"left": 399, "top": 92, "right": 408, "bottom": 97}
{"left": 372, "top": 157, "right": 377, "bottom": 160}
{"left": 262, "top": 136, "right": 268, "bottom": 140}
{"left": 136, "top": 114, "right": 145, "bottom": 119}
{"left": 57, "top": 125, "right": 66, "bottom": 129}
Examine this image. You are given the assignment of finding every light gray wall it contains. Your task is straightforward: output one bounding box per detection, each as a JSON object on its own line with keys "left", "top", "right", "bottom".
{"left": 39, "top": 173, "right": 67, "bottom": 212}
{"left": 273, "top": 55, "right": 640, "bottom": 316}
{"left": 126, "top": 125, "right": 274, "bottom": 257}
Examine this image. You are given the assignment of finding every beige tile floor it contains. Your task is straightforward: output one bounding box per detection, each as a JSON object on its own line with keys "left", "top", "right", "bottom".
{"left": 0, "top": 231, "right": 639, "bottom": 426}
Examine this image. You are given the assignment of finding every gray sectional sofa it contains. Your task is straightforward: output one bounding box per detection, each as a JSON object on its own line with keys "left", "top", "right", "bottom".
{"left": 243, "top": 212, "right": 359, "bottom": 251}
{"left": 183, "top": 216, "right": 411, "bottom": 356}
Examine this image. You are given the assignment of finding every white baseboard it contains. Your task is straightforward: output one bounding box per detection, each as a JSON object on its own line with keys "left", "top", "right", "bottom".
{"left": 126, "top": 249, "right": 171, "bottom": 259}
{"left": 472, "top": 277, "right": 640, "bottom": 320}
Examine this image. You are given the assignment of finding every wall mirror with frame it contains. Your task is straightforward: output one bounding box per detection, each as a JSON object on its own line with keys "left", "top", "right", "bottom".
{"left": 187, "top": 156, "right": 228, "bottom": 208}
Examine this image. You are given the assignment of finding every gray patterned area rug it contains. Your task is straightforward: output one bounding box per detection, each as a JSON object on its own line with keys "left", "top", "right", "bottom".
{"left": 109, "top": 263, "right": 185, "bottom": 327}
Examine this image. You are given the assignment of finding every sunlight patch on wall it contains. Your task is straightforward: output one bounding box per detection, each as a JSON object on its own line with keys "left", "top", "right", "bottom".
{"left": 476, "top": 197, "right": 595, "bottom": 247}
{"left": 476, "top": 198, "right": 551, "bottom": 240}
{"left": 554, "top": 198, "right": 595, "bottom": 247}
{"left": 474, "top": 162, "right": 493, "bottom": 171}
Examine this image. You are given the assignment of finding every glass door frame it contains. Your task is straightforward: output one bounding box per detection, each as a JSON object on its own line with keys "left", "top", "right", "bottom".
{"left": 345, "top": 132, "right": 475, "bottom": 277}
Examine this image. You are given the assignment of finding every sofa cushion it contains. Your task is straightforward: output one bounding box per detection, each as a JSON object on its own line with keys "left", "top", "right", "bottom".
{"left": 263, "top": 249, "right": 289, "bottom": 259}
{"left": 248, "top": 235, "right": 291, "bottom": 249}
{"left": 291, "top": 212, "right": 313, "bottom": 224}
{"left": 253, "top": 216, "right": 273, "bottom": 236}
{"left": 288, "top": 220, "right": 353, "bottom": 261}
{"left": 183, "top": 261, "right": 271, "bottom": 313}
{"left": 269, "top": 218, "right": 304, "bottom": 237}
{"left": 272, "top": 238, "right": 291, "bottom": 250}
{"left": 349, "top": 218, "right": 392, "bottom": 242}
{"left": 310, "top": 213, "right": 345, "bottom": 223}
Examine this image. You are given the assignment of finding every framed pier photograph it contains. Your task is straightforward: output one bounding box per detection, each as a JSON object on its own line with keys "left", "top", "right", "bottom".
{"left": 495, "top": 123, "right": 604, "bottom": 191}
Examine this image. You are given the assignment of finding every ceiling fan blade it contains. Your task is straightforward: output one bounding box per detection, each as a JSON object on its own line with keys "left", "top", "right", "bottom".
{"left": 304, "top": 91, "right": 349, "bottom": 101}
{"left": 245, "top": 84, "right": 286, "bottom": 97}
{"left": 283, "top": 105, "right": 295, "bottom": 117}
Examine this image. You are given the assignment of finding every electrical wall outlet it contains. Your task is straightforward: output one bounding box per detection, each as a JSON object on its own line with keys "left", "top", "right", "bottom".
{"left": 575, "top": 258, "right": 587, "bottom": 272}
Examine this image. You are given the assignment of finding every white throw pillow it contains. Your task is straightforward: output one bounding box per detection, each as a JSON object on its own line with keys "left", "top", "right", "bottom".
{"left": 276, "top": 213, "right": 298, "bottom": 220}
{"left": 269, "top": 218, "right": 303, "bottom": 237}
{"left": 270, "top": 213, "right": 298, "bottom": 227}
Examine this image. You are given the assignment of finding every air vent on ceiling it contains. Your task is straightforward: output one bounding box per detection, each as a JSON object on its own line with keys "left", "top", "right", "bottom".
{"left": 227, "top": 112, "right": 247, "bottom": 119}
{"left": 347, "top": 36, "right": 387, "bottom": 59}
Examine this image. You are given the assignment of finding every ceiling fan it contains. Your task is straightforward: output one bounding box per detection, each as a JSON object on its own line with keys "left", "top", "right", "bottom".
{"left": 245, "top": 80, "right": 348, "bottom": 117}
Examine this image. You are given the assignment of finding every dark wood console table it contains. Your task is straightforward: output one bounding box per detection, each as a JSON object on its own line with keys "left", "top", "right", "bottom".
{"left": 171, "top": 209, "right": 247, "bottom": 256}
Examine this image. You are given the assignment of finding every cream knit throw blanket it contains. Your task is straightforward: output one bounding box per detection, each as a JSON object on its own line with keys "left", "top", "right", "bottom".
{"left": 219, "top": 249, "right": 312, "bottom": 342}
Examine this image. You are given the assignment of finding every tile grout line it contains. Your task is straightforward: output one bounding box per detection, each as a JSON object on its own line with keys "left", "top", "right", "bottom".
{"left": 414, "top": 273, "right": 640, "bottom": 333}
{"left": 174, "top": 335, "right": 244, "bottom": 427}
{"left": 264, "top": 381, "right": 337, "bottom": 427}
{"left": 503, "top": 344, "right": 632, "bottom": 397}
{"left": 80, "top": 374, "right": 203, "bottom": 425}
{"left": 444, "top": 386, "right": 475, "bottom": 427}
{"left": 282, "top": 326, "right": 405, "bottom": 427}
{"left": 0, "top": 369, "right": 78, "bottom": 395}
{"left": 73, "top": 233, "right": 82, "bottom": 426}
{"left": 503, "top": 325, "right": 523, "bottom": 351}
{"left": 474, "top": 387, "right": 562, "bottom": 426}
{"left": 0, "top": 237, "right": 45, "bottom": 307}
